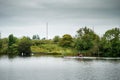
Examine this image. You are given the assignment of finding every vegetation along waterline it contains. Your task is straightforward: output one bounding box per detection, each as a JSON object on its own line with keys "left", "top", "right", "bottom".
{"left": 0, "top": 27, "right": 120, "bottom": 57}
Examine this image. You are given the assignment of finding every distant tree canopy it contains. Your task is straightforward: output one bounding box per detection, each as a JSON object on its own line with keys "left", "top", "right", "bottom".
{"left": 75, "top": 27, "right": 100, "bottom": 56}
{"left": 0, "top": 39, "right": 2, "bottom": 49}
{"left": 8, "top": 35, "right": 32, "bottom": 57}
{"left": 18, "top": 37, "right": 32, "bottom": 56}
{"left": 0, "top": 39, "right": 3, "bottom": 54}
{"left": 0, "top": 27, "right": 120, "bottom": 57}
{"left": 8, "top": 34, "right": 17, "bottom": 46}
{"left": 59, "top": 34, "right": 73, "bottom": 48}
{"left": 53, "top": 36, "right": 60, "bottom": 43}
{"left": 100, "top": 28, "right": 120, "bottom": 57}
{"left": 0, "top": 38, "right": 8, "bottom": 55}
{"left": 8, "top": 34, "right": 18, "bottom": 57}
{"left": 32, "top": 34, "right": 40, "bottom": 40}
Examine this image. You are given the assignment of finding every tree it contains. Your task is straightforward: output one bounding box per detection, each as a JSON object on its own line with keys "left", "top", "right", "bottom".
{"left": 0, "top": 39, "right": 2, "bottom": 55}
{"left": 0, "top": 38, "right": 8, "bottom": 55}
{"left": 8, "top": 34, "right": 18, "bottom": 57}
{"left": 75, "top": 27, "right": 100, "bottom": 56}
{"left": 75, "top": 35, "right": 93, "bottom": 51}
{"left": 18, "top": 37, "right": 32, "bottom": 56}
{"left": 53, "top": 36, "right": 60, "bottom": 44}
{"left": 32, "top": 34, "right": 40, "bottom": 40}
{"left": 0, "top": 39, "right": 2, "bottom": 49}
{"left": 8, "top": 44, "right": 19, "bottom": 57}
{"left": 59, "top": 34, "right": 73, "bottom": 48}
{"left": 8, "top": 34, "right": 16, "bottom": 46}
{"left": 100, "top": 28, "right": 120, "bottom": 57}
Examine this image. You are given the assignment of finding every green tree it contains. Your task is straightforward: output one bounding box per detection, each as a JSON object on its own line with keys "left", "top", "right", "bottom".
{"left": 32, "top": 34, "right": 40, "bottom": 40}
{"left": 8, "top": 44, "right": 19, "bottom": 57}
{"left": 75, "top": 27, "right": 100, "bottom": 56}
{"left": 0, "top": 39, "right": 2, "bottom": 55}
{"left": 8, "top": 34, "right": 18, "bottom": 56}
{"left": 0, "top": 38, "right": 8, "bottom": 55}
{"left": 18, "top": 37, "right": 32, "bottom": 56}
{"left": 8, "top": 34, "right": 16, "bottom": 46}
{"left": 59, "top": 34, "right": 73, "bottom": 48}
{"left": 100, "top": 28, "right": 120, "bottom": 57}
{"left": 0, "top": 39, "right": 2, "bottom": 49}
{"left": 53, "top": 36, "right": 60, "bottom": 44}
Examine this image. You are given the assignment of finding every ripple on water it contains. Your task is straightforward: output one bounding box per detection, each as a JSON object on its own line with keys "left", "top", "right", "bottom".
{"left": 0, "top": 56, "right": 120, "bottom": 80}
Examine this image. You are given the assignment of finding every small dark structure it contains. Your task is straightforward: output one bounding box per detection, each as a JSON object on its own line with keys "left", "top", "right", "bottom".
{"left": 78, "top": 53, "right": 83, "bottom": 57}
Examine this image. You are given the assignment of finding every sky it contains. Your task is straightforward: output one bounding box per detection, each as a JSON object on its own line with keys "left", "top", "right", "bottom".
{"left": 0, "top": 0, "right": 120, "bottom": 39}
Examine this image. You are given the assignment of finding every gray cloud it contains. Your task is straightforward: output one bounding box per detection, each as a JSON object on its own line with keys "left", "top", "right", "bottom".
{"left": 0, "top": 0, "right": 120, "bottom": 38}
{"left": 1, "top": 0, "right": 120, "bottom": 17}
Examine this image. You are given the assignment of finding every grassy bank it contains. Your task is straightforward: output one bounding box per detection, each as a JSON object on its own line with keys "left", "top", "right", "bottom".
{"left": 31, "top": 43, "right": 77, "bottom": 56}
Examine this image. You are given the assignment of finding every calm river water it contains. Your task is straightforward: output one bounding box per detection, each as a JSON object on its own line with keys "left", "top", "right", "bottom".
{"left": 0, "top": 56, "right": 120, "bottom": 80}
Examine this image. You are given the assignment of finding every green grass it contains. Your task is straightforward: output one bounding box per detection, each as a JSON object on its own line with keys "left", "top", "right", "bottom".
{"left": 31, "top": 43, "right": 77, "bottom": 56}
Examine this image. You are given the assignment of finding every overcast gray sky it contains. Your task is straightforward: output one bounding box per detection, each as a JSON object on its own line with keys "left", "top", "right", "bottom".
{"left": 0, "top": 0, "right": 120, "bottom": 39}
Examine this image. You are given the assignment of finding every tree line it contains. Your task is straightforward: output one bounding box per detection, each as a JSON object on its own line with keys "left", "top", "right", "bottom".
{"left": 0, "top": 27, "right": 120, "bottom": 57}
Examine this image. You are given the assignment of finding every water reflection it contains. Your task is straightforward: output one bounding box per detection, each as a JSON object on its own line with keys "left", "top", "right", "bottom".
{"left": 0, "top": 56, "right": 120, "bottom": 80}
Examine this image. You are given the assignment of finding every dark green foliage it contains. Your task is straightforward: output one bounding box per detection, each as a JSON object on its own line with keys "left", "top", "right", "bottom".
{"left": 8, "top": 44, "right": 19, "bottom": 57}
{"left": 18, "top": 37, "right": 32, "bottom": 56}
{"left": 75, "top": 27, "right": 100, "bottom": 56}
{"left": 8, "top": 34, "right": 18, "bottom": 56}
{"left": 53, "top": 36, "right": 60, "bottom": 43}
{"left": 0, "top": 39, "right": 3, "bottom": 55}
{"left": 8, "top": 34, "right": 16, "bottom": 46}
{"left": 0, "top": 38, "right": 8, "bottom": 54}
{"left": 0, "top": 40, "right": 2, "bottom": 49}
{"left": 59, "top": 34, "right": 73, "bottom": 48}
{"left": 100, "top": 28, "right": 120, "bottom": 57}
{"left": 75, "top": 27, "right": 94, "bottom": 50}
{"left": 32, "top": 34, "right": 40, "bottom": 40}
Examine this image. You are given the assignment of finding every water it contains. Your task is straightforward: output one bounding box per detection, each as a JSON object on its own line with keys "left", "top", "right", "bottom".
{"left": 0, "top": 56, "right": 120, "bottom": 80}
